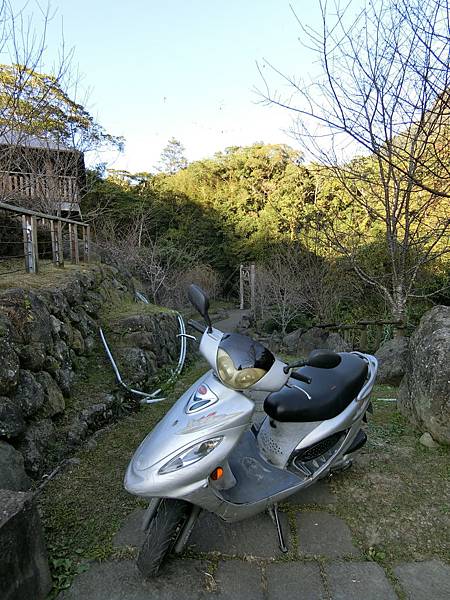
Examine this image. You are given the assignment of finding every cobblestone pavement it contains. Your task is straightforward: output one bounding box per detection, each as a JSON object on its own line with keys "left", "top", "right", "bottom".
{"left": 60, "top": 479, "right": 450, "bottom": 599}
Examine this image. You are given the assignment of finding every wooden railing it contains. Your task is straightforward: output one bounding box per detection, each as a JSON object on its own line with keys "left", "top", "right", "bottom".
{"left": 307, "top": 319, "right": 405, "bottom": 352}
{"left": 0, "top": 171, "right": 80, "bottom": 204}
{"left": 0, "top": 200, "right": 90, "bottom": 274}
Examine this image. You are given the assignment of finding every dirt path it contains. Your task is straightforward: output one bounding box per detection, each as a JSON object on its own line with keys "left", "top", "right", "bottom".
{"left": 213, "top": 308, "right": 251, "bottom": 332}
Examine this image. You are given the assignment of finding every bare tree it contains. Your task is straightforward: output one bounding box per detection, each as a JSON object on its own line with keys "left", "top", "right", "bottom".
{"left": 255, "top": 250, "right": 307, "bottom": 336}
{"left": 258, "top": 0, "right": 450, "bottom": 327}
{"left": 255, "top": 243, "right": 353, "bottom": 335}
{"left": 98, "top": 214, "right": 209, "bottom": 307}
{"left": 0, "top": 2, "right": 123, "bottom": 216}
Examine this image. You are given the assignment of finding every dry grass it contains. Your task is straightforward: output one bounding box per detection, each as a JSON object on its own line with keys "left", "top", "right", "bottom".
{"left": 0, "top": 258, "right": 95, "bottom": 291}
{"left": 331, "top": 385, "right": 450, "bottom": 563}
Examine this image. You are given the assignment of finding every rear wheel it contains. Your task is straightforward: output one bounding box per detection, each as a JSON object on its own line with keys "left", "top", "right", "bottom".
{"left": 137, "top": 498, "right": 190, "bottom": 578}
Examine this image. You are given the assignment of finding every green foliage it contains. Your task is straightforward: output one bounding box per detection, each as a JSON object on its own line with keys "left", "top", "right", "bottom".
{"left": 47, "top": 545, "right": 89, "bottom": 598}
{"left": 0, "top": 64, "right": 123, "bottom": 151}
{"left": 156, "top": 137, "right": 188, "bottom": 174}
{"left": 84, "top": 139, "right": 449, "bottom": 321}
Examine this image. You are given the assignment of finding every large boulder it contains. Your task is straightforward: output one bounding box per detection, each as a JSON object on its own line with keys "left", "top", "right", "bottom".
{"left": 0, "top": 441, "right": 32, "bottom": 490}
{"left": 375, "top": 336, "right": 409, "bottom": 385}
{"left": 18, "top": 419, "right": 56, "bottom": 477}
{"left": 70, "top": 328, "right": 85, "bottom": 354}
{"left": 0, "top": 341, "right": 20, "bottom": 396}
{"left": 0, "top": 288, "right": 53, "bottom": 347}
{"left": 283, "top": 326, "right": 350, "bottom": 356}
{"left": 66, "top": 392, "right": 128, "bottom": 449}
{"left": 11, "top": 370, "right": 45, "bottom": 418}
{"left": 35, "top": 372, "right": 65, "bottom": 417}
{"left": 110, "top": 311, "right": 179, "bottom": 383}
{"left": 117, "top": 347, "right": 157, "bottom": 388}
{"left": 0, "top": 397, "right": 26, "bottom": 438}
{"left": 38, "top": 288, "right": 70, "bottom": 319}
{"left": 0, "top": 314, "right": 20, "bottom": 395}
{"left": 55, "top": 367, "right": 74, "bottom": 397}
{"left": 0, "top": 490, "right": 52, "bottom": 600}
{"left": 61, "top": 278, "right": 83, "bottom": 306}
{"left": 398, "top": 306, "right": 450, "bottom": 445}
{"left": 18, "top": 343, "right": 47, "bottom": 372}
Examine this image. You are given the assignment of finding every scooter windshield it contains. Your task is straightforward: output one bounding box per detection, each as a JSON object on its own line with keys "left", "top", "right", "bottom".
{"left": 215, "top": 333, "right": 275, "bottom": 390}
{"left": 218, "top": 333, "right": 275, "bottom": 370}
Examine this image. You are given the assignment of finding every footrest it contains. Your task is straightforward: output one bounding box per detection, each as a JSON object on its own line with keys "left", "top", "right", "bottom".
{"left": 219, "top": 432, "right": 302, "bottom": 505}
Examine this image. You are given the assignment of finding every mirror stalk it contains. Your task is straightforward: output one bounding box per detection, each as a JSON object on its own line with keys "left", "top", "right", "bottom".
{"left": 187, "top": 284, "right": 213, "bottom": 333}
{"left": 283, "top": 360, "right": 306, "bottom": 374}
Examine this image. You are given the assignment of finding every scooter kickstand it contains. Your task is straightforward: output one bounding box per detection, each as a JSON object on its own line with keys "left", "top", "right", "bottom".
{"left": 268, "top": 504, "right": 288, "bottom": 554}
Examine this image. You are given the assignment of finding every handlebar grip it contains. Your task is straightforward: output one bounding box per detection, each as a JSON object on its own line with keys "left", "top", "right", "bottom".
{"left": 187, "top": 319, "right": 207, "bottom": 334}
{"left": 290, "top": 371, "right": 312, "bottom": 384}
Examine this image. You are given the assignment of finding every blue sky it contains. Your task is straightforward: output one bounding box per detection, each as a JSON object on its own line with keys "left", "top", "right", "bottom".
{"left": 26, "top": 1, "right": 326, "bottom": 171}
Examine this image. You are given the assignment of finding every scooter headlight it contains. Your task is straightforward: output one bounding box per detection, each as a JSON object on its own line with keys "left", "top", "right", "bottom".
{"left": 158, "top": 437, "right": 223, "bottom": 475}
{"left": 216, "top": 348, "right": 266, "bottom": 389}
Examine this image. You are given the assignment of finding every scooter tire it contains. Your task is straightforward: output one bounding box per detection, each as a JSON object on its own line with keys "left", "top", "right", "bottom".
{"left": 137, "top": 498, "right": 190, "bottom": 578}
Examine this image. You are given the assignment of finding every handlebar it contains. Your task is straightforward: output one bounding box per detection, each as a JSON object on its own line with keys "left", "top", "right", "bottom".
{"left": 289, "top": 371, "right": 312, "bottom": 385}
{"left": 187, "top": 319, "right": 207, "bottom": 334}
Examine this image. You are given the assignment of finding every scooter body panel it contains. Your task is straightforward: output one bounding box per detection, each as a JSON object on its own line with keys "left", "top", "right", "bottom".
{"left": 124, "top": 370, "right": 254, "bottom": 498}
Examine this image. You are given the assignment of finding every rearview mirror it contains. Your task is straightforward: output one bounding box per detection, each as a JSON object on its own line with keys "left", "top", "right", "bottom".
{"left": 187, "top": 284, "right": 212, "bottom": 332}
{"left": 306, "top": 349, "right": 341, "bottom": 369}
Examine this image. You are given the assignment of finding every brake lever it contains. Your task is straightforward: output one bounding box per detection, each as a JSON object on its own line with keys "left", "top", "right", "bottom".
{"left": 283, "top": 359, "right": 306, "bottom": 374}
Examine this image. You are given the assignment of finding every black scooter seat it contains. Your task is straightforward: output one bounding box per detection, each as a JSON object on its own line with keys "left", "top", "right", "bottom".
{"left": 264, "top": 352, "right": 368, "bottom": 422}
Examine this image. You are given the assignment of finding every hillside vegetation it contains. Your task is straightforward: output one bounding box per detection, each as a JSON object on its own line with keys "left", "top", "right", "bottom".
{"left": 83, "top": 140, "right": 450, "bottom": 334}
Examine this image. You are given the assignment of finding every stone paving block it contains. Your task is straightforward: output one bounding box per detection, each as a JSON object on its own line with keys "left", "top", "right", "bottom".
{"left": 286, "top": 480, "right": 336, "bottom": 506}
{"left": 266, "top": 562, "right": 326, "bottom": 599}
{"left": 325, "top": 561, "right": 397, "bottom": 600}
{"left": 113, "top": 509, "right": 146, "bottom": 548}
{"left": 213, "top": 560, "right": 263, "bottom": 599}
{"left": 188, "top": 510, "right": 290, "bottom": 557}
{"left": 394, "top": 560, "right": 450, "bottom": 600}
{"left": 59, "top": 558, "right": 209, "bottom": 600}
{"left": 296, "top": 512, "right": 361, "bottom": 558}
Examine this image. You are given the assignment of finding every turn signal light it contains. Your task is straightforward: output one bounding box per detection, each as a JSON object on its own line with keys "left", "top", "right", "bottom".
{"left": 210, "top": 467, "right": 224, "bottom": 480}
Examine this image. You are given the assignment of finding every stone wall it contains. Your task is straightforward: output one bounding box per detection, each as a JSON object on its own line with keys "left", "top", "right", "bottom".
{"left": 0, "top": 264, "right": 181, "bottom": 488}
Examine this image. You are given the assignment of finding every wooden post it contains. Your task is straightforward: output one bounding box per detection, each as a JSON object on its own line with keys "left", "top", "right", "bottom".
{"left": 82, "top": 225, "right": 90, "bottom": 263}
{"left": 22, "top": 214, "right": 37, "bottom": 273}
{"left": 31, "top": 216, "right": 39, "bottom": 272}
{"left": 250, "top": 263, "right": 256, "bottom": 313}
{"left": 239, "top": 264, "right": 244, "bottom": 310}
{"left": 68, "top": 223, "right": 74, "bottom": 263}
{"left": 50, "top": 220, "right": 57, "bottom": 265}
{"left": 374, "top": 324, "right": 383, "bottom": 352}
{"left": 72, "top": 223, "right": 79, "bottom": 264}
{"left": 50, "top": 219, "right": 62, "bottom": 266}
{"left": 57, "top": 220, "right": 64, "bottom": 267}
{"left": 359, "top": 326, "right": 368, "bottom": 351}
{"left": 346, "top": 328, "right": 355, "bottom": 350}
{"left": 394, "top": 320, "right": 406, "bottom": 337}
{"left": 22, "top": 215, "right": 32, "bottom": 273}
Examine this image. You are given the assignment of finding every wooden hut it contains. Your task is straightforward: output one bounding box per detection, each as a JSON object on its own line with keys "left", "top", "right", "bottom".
{"left": 0, "top": 132, "right": 86, "bottom": 218}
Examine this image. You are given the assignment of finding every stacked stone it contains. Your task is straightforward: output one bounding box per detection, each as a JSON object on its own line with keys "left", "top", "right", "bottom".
{"left": 0, "top": 265, "right": 133, "bottom": 489}
{"left": 111, "top": 312, "right": 180, "bottom": 387}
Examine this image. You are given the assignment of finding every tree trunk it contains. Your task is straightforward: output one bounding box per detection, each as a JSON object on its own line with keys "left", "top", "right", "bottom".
{"left": 391, "top": 284, "right": 407, "bottom": 337}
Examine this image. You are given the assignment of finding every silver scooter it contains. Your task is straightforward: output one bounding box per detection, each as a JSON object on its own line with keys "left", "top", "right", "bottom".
{"left": 124, "top": 284, "right": 378, "bottom": 577}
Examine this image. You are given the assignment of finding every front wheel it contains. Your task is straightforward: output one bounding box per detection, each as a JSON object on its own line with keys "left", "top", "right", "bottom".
{"left": 137, "top": 498, "right": 190, "bottom": 578}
